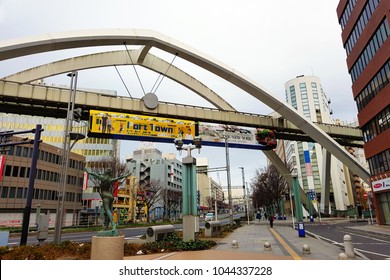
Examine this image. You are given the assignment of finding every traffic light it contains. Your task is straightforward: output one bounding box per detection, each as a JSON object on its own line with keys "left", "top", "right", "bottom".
{"left": 73, "top": 108, "right": 82, "bottom": 122}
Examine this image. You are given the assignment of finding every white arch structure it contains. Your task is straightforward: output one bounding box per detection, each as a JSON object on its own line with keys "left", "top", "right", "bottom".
{"left": 0, "top": 29, "right": 369, "bottom": 184}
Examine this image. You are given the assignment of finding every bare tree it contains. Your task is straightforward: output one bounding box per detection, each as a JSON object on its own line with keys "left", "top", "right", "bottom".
{"left": 137, "top": 179, "right": 163, "bottom": 222}
{"left": 251, "top": 164, "right": 289, "bottom": 215}
{"left": 160, "top": 188, "right": 182, "bottom": 221}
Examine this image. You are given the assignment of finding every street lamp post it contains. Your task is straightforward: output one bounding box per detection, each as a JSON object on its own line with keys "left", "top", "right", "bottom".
{"left": 174, "top": 137, "right": 202, "bottom": 241}
{"left": 224, "top": 135, "right": 234, "bottom": 227}
{"left": 53, "top": 72, "right": 85, "bottom": 244}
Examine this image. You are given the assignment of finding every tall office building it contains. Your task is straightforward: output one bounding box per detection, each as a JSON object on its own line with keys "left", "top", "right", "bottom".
{"left": 337, "top": 0, "right": 390, "bottom": 224}
{"left": 284, "top": 75, "right": 353, "bottom": 212}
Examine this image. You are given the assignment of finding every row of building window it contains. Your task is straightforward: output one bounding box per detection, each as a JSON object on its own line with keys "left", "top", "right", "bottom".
{"left": 350, "top": 18, "right": 389, "bottom": 83}
{"left": 368, "top": 148, "right": 390, "bottom": 176}
{"left": 362, "top": 105, "right": 390, "bottom": 142}
{"left": 289, "top": 86, "right": 297, "bottom": 109}
{"left": 3, "top": 164, "right": 84, "bottom": 187}
{"left": 344, "top": 0, "right": 381, "bottom": 55}
{"left": 4, "top": 144, "right": 85, "bottom": 171}
{"left": 312, "top": 82, "right": 320, "bottom": 110}
{"left": 0, "top": 185, "right": 82, "bottom": 202}
{"left": 356, "top": 60, "right": 390, "bottom": 111}
{"left": 299, "top": 83, "right": 311, "bottom": 118}
{"left": 340, "top": 0, "right": 358, "bottom": 30}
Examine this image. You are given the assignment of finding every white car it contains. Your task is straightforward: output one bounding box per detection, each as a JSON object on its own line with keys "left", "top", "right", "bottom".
{"left": 204, "top": 212, "right": 215, "bottom": 221}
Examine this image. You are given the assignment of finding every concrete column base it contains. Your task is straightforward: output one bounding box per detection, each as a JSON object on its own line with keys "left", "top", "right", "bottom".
{"left": 182, "top": 215, "right": 199, "bottom": 242}
{"left": 91, "top": 235, "right": 124, "bottom": 260}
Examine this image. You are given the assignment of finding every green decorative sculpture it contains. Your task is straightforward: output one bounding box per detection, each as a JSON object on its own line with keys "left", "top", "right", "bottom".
{"left": 86, "top": 169, "right": 130, "bottom": 236}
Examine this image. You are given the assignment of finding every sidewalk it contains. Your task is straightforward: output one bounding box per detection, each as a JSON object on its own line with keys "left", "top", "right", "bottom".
{"left": 125, "top": 218, "right": 378, "bottom": 260}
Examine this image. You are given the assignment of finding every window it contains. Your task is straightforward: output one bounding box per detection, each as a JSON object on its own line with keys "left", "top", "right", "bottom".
{"left": 12, "top": 166, "right": 19, "bottom": 177}
{"left": 16, "top": 187, "right": 24, "bottom": 199}
{"left": 1, "top": 186, "right": 9, "bottom": 198}
{"left": 9, "top": 187, "right": 16, "bottom": 198}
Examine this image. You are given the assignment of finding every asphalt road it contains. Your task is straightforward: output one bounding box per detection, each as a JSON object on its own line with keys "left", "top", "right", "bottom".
{"left": 7, "top": 213, "right": 241, "bottom": 247}
{"left": 304, "top": 221, "right": 390, "bottom": 260}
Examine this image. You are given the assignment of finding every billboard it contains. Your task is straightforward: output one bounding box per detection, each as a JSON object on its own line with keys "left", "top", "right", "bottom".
{"left": 88, "top": 110, "right": 276, "bottom": 150}
{"left": 198, "top": 122, "right": 276, "bottom": 150}
{"left": 88, "top": 110, "right": 196, "bottom": 143}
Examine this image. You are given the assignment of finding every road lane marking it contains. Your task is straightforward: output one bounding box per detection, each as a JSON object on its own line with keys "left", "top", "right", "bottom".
{"left": 270, "top": 228, "right": 302, "bottom": 260}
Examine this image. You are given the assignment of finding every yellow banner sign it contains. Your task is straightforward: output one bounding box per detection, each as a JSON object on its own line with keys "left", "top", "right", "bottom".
{"left": 89, "top": 110, "right": 196, "bottom": 140}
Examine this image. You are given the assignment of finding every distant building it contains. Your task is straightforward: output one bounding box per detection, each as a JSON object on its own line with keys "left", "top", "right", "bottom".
{"left": 222, "top": 185, "right": 246, "bottom": 212}
{"left": 337, "top": 0, "right": 390, "bottom": 225}
{"left": 196, "top": 158, "right": 224, "bottom": 214}
{"left": 126, "top": 143, "right": 183, "bottom": 220}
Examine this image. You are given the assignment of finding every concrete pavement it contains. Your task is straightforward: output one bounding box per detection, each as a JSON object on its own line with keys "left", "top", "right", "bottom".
{"left": 124, "top": 218, "right": 386, "bottom": 260}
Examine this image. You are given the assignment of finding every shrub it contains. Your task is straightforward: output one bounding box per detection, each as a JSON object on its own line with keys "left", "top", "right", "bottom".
{"left": 0, "top": 234, "right": 216, "bottom": 260}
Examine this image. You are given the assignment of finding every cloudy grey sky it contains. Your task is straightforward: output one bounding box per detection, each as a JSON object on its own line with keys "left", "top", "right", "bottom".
{"left": 0, "top": 0, "right": 356, "bottom": 186}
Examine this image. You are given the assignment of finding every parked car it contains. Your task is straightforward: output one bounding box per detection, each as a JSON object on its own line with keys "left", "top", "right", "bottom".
{"left": 205, "top": 212, "right": 215, "bottom": 221}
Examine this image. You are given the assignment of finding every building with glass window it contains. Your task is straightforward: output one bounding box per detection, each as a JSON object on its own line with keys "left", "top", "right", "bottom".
{"left": 196, "top": 158, "right": 224, "bottom": 214}
{"left": 0, "top": 136, "right": 85, "bottom": 227}
{"left": 0, "top": 113, "right": 119, "bottom": 214}
{"left": 126, "top": 144, "right": 183, "bottom": 220}
{"left": 337, "top": 0, "right": 390, "bottom": 225}
{"left": 283, "top": 75, "right": 354, "bottom": 213}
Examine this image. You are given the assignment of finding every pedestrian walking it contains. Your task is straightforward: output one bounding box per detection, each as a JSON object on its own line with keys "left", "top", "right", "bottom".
{"left": 268, "top": 214, "right": 274, "bottom": 228}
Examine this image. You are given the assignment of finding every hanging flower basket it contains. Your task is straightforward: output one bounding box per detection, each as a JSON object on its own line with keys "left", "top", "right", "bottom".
{"left": 255, "top": 129, "right": 277, "bottom": 148}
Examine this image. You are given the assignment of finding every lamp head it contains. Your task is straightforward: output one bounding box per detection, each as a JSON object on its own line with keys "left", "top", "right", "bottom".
{"left": 193, "top": 136, "right": 202, "bottom": 149}
{"left": 174, "top": 138, "right": 184, "bottom": 150}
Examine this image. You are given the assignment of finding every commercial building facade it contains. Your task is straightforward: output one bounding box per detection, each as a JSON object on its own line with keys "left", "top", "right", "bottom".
{"left": 0, "top": 136, "right": 85, "bottom": 227}
{"left": 0, "top": 113, "right": 119, "bottom": 222}
{"left": 337, "top": 0, "right": 390, "bottom": 224}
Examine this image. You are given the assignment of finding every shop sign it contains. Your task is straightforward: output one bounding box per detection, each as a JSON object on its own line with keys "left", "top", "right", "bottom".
{"left": 372, "top": 177, "right": 390, "bottom": 192}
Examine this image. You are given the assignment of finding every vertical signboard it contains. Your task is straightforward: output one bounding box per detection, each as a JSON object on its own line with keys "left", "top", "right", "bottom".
{"left": 0, "top": 155, "right": 5, "bottom": 181}
{"left": 304, "top": 150, "right": 312, "bottom": 176}
{"left": 82, "top": 171, "right": 88, "bottom": 191}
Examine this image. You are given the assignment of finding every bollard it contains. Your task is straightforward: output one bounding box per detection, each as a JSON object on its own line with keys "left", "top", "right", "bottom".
{"left": 264, "top": 242, "right": 272, "bottom": 251}
{"left": 231, "top": 240, "right": 238, "bottom": 248}
{"left": 338, "top": 253, "right": 348, "bottom": 260}
{"left": 343, "top": 234, "right": 355, "bottom": 259}
{"left": 302, "top": 244, "right": 311, "bottom": 255}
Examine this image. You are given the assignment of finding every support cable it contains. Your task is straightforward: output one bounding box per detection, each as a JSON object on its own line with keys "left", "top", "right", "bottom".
{"left": 123, "top": 43, "right": 146, "bottom": 95}
{"left": 151, "top": 53, "right": 178, "bottom": 94}
{"left": 114, "top": 65, "right": 133, "bottom": 98}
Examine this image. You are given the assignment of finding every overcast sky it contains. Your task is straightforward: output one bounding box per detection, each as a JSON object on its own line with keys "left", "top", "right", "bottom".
{"left": 0, "top": 0, "right": 357, "bottom": 187}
